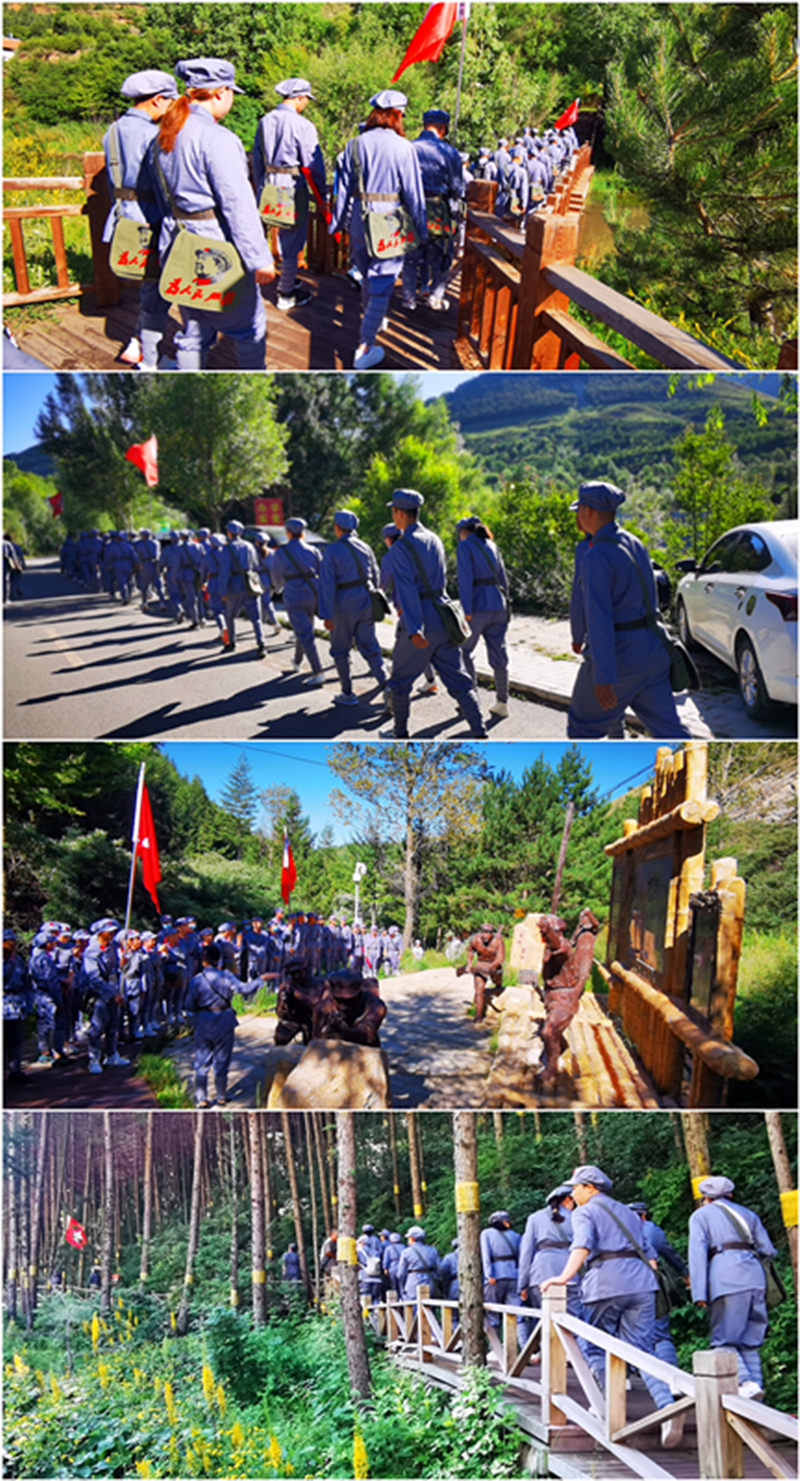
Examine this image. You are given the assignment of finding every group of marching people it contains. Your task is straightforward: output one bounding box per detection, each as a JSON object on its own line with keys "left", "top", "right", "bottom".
{"left": 3, "top": 906, "right": 403, "bottom": 1084}
{"left": 58, "top": 494, "right": 511, "bottom": 737}
{"left": 327, "top": 1164, "right": 778, "bottom": 1445}
{"left": 101, "top": 57, "right": 580, "bottom": 371}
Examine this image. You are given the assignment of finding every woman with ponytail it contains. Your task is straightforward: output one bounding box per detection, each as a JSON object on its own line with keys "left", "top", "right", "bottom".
{"left": 456, "top": 515, "right": 511, "bottom": 718}
{"left": 151, "top": 57, "right": 275, "bottom": 369}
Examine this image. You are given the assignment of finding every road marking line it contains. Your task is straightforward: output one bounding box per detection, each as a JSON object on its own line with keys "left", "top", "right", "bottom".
{"left": 45, "top": 626, "right": 83, "bottom": 668}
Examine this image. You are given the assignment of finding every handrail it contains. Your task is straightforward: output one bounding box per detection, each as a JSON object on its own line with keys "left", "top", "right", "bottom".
{"left": 3, "top": 152, "right": 115, "bottom": 308}
{"left": 721, "top": 1391, "right": 799, "bottom": 1442}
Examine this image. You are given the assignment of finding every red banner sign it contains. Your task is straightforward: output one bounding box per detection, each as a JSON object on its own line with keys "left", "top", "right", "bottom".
{"left": 253, "top": 497, "right": 284, "bottom": 526}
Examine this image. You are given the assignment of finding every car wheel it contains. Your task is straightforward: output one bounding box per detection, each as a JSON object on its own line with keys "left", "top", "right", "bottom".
{"left": 676, "top": 598, "right": 696, "bottom": 650}
{"left": 737, "top": 636, "right": 771, "bottom": 720}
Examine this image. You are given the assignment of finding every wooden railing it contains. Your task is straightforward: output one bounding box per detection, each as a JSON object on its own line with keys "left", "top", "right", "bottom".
{"left": 3, "top": 152, "right": 120, "bottom": 309}
{"left": 372, "top": 1284, "right": 798, "bottom": 1480}
{"left": 456, "top": 160, "right": 744, "bottom": 373}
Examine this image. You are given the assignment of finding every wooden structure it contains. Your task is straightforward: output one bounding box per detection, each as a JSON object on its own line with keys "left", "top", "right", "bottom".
{"left": 602, "top": 742, "right": 755, "bottom": 1107}
{"left": 455, "top": 162, "right": 742, "bottom": 372}
{"left": 370, "top": 1284, "right": 798, "bottom": 1480}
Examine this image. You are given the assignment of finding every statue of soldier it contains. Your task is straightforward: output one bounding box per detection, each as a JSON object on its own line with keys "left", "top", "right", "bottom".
{"left": 274, "top": 960, "right": 320, "bottom": 1045}
{"left": 457, "top": 922, "right": 505, "bottom": 1021}
{"left": 314, "top": 970, "right": 387, "bottom": 1046}
{"left": 538, "top": 908, "right": 601, "bottom": 1090}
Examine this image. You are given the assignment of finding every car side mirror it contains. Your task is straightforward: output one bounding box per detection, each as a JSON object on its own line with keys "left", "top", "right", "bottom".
{"left": 674, "top": 559, "right": 696, "bottom": 574}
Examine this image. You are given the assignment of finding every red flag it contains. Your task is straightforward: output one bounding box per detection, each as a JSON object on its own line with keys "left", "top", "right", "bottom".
{"left": 125, "top": 434, "right": 159, "bottom": 488}
{"left": 281, "top": 827, "right": 297, "bottom": 906}
{"left": 65, "top": 1217, "right": 87, "bottom": 1249}
{"left": 133, "top": 768, "right": 161, "bottom": 911}
{"left": 392, "top": 2, "right": 458, "bottom": 82}
{"left": 47, "top": 490, "right": 63, "bottom": 518}
{"left": 554, "top": 98, "right": 580, "bottom": 131}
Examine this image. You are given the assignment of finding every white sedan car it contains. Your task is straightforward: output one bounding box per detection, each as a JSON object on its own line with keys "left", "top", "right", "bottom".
{"left": 675, "top": 520, "right": 797, "bottom": 719}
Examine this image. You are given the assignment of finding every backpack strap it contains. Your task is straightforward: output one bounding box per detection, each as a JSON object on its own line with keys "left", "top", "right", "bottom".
{"left": 352, "top": 137, "right": 400, "bottom": 205}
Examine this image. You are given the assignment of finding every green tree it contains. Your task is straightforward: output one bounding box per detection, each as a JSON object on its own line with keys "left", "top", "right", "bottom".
{"left": 219, "top": 753, "right": 258, "bottom": 860}
{"left": 665, "top": 407, "right": 771, "bottom": 566}
{"left": 2, "top": 461, "right": 63, "bottom": 554}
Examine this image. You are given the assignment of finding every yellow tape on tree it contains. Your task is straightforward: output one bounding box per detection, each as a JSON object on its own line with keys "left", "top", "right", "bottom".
{"left": 393, "top": 1184, "right": 400, "bottom": 1195}
{"left": 252, "top": 1269, "right": 266, "bottom": 1284}
{"left": 691, "top": 1176, "right": 706, "bottom": 1200}
{"left": 337, "top": 1236, "right": 358, "bottom": 1266}
{"left": 230, "top": 1289, "right": 239, "bottom": 1305}
{"left": 139, "top": 1271, "right": 148, "bottom": 1282}
{"left": 455, "top": 1181, "right": 480, "bottom": 1214}
{"left": 184, "top": 1273, "right": 193, "bottom": 1285}
{"left": 780, "top": 1189, "right": 798, "bottom": 1228}
{"left": 413, "top": 1203, "right": 423, "bottom": 1216}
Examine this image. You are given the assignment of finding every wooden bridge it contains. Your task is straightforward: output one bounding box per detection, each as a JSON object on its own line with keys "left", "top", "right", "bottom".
{"left": 367, "top": 1284, "right": 798, "bottom": 1480}
{"left": 4, "top": 146, "right": 746, "bottom": 372}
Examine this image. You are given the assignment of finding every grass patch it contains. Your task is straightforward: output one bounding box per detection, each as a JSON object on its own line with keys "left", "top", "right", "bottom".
{"left": 137, "top": 1054, "right": 192, "bottom": 1109}
{"left": 729, "top": 927, "right": 797, "bottom": 1108}
{"left": 232, "top": 985, "right": 277, "bottom": 1016}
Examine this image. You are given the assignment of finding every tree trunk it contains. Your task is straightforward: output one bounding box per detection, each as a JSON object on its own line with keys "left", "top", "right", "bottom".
{"left": 388, "top": 1111, "right": 401, "bottom": 1218}
{"left": 550, "top": 800, "right": 575, "bottom": 913}
{"left": 6, "top": 1132, "right": 18, "bottom": 1321}
{"left": 407, "top": 1113, "right": 424, "bottom": 1218}
{"left": 262, "top": 1119, "right": 274, "bottom": 1265}
{"left": 403, "top": 804, "right": 416, "bottom": 950}
{"left": 453, "top": 1111, "right": 485, "bottom": 1368}
{"left": 140, "top": 1112, "right": 154, "bottom": 1286}
{"left": 764, "top": 1113, "right": 797, "bottom": 1284}
{"left": 229, "top": 1118, "right": 240, "bottom": 1310}
{"left": 77, "top": 1125, "right": 92, "bottom": 1290}
{"left": 176, "top": 1113, "right": 205, "bottom": 1336}
{"left": 336, "top": 1112, "right": 372, "bottom": 1399}
{"left": 281, "top": 1110, "right": 310, "bottom": 1299}
{"left": 29, "top": 1111, "right": 48, "bottom": 1318}
{"left": 305, "top": 1113, "right": 320, "bottom": 1304}
{"left": 573, "top": 1109, "right": 587, "bottom": 1164}
{"left": 682, "top": 1111, "right": 711, "bottom": 1195}
{"left": 325, "top": 1118, "right": 338, "bottom": 1230}
{"left": 100, "top": 1111, "right": 114, "bottom": 1314}
{"left": 312, "top": 1114, "right": 331, "bottom": 1234}
{"left": 248, "top": 1112, "right": 266, "bottom": 1326}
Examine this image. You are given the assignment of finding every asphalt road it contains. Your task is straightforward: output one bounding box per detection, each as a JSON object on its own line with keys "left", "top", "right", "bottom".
{"left": 4, "top": 563, "right": 569, "bottom": 741}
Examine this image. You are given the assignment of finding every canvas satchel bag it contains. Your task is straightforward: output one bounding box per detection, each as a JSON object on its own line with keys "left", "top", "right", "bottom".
{"left": 425, "top": 193, "right": 455, "bottom": 238}
{"left": 257, "top": 127, "right": 307, "bottom": 227}
{"left": 346, "top": 541, "right": 391, "bottom": 622}
{"left": 403, "top": 537, "right": 470, "bottom": 646}
{"left": 353, "top": 137, "right": 419, "bottom": 261}
{"left": 152, "top": 146, "right": 246, "bottom": 315}
{"left": 606, "top": 536, "right": 700, "bottom": 693}
{"left": 716, "top": 1202, "right": 786, "bottom": 1310}
{"left": 107, "top": 124, "right": 158, "bottom": 282}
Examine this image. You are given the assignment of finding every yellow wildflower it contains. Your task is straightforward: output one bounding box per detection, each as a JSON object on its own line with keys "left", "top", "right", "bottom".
{"left": 266, "top": 1433, "right": 282, "bottom": 1468}
{"left": 231, "top": 1421, "right": 244, "bottom": 1450}
{"left": 118, "top": 1295, "right": 124, "bottom": 1310}
{"left": 353, "top": 1429, "right": 369, "bottom": 1479}
{"left": 98, "top": 1361, "right": 110, "bottom": 1390}
{"left": 35, "top": 1368, "right": 45, "bottom": 1392}
{"left": 135, "top": 1462, "right": 152, "bottom": 1479}
{"left": 91, "top": 1315, "right": 100, "bottom": 1349}
{"left": 202, "top": 1363, "right": 215, "bottom": 1404}
{"left": 13, "top": 1353, "right": 28, "bottom": 1376}
{"left": 153, "top": 1374, "right": 162, "bottom": 1395}
{"left": 164, "top": 1380, "right": 177, "bottom": 1427}
{"left": 216, "top": 1384, "right": 226, "bottom": 1415}
{"left": 50, "top": 1375, "right": 62, "bottom": 1401}
{"left": 170, "top": 1311, "right": 177, "bottom": 1332}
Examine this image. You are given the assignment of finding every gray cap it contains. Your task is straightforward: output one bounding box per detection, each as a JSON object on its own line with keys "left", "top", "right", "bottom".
{"left": 176, "top": 58, "right": 244, "bottom": 93}
{"left": 334, "top": 510, "right": 359, "bottom": 532}
{"left": 628, "top": 1201, "right": 648, "bottom": 1215}
{"left": 569, "top": 480, "right": 626, "bottom": 513}
{"left": 489, "top": 1210, "right": 510, "bottom": 1227}
{"left": 370, "top": 89, "right": 408, "bottom": 110}
{"left": 226, "top": 519, "right": 243, "bottom": 536}
{"left": 121, "top": 70, "right": 178, "bottom": 101}
{"left": 381, "top": 523, "right": 399, "bottom": 540}
{"left": 698, "top": 1176, "right": 735, "bottom": 1199}
{"left": 546, "top": 1183, "right": 574, "bottom": 1206}
{"left": 406, "top": 1225, "right": 425, "bottom": 1240}
{"left": 389, "top": 1231, "right": 402, "bottom": 1243}
{"left": 387, "top": 488, "right": 424, "bottom": 512}
{"left": 275, "top": 77, "right": 315, "bottom": 100}
{"left": 285, "top": 517, "right": 307, "bottom": 535}
{"left": 568, "top": 1164, "right": 613, "bottom": 1191}
{"left": 423, "top": 108, "right": 450, "bottom": 127}
{"left": 90, "top": 917, "right": 120, "bottom": 935}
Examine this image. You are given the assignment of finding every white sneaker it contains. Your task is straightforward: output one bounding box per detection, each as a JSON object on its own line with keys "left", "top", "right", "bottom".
{"left": 105, "top": 1053, "right": 130, "bottom": 1067}
{"left": 269, "top": 624, "right": 281, "bottom": 636}
{"left": 88, "top": 1060, "right": 104, "bottom": 1074}
{"left": 304, "top": 672, "right": 325, "bottom": 687}
{"left": 418, "top": 680, "right": 438, "bottom": 695}
{"left": 738, "top": 1380, "right": 764, "bottom": 1400}
{"left": 379, "top": 316, "right": 389, "bottom": 333}
{"left": 661, "top": 1415, "right": 684, "bottom": 1449}
{"left": 333, "top": 692, "right": 359, "bottom": 706}
{"left": 290, "top": 659, "right": 302, "bottom": 672}
{"left": 489, "top": 700, "right": 509, "bottom": 717}
{"left": 134, "top": 360, "right": 159, "bottom": 373}
{"left": 119, "top": 336, "right": 142, "bottom": 365}
{"left": 353, "top": 345, "right": 385, "bottom": 370}
{"left": 428, "top": 297, "right": 450, "bottom": 312}
{"left": 402, "top": 300, "right": 417, "bottom": 312}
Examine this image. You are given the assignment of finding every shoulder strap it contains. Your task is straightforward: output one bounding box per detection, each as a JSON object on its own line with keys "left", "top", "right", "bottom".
{"left": 716, "top": 1202, "right": 755, "bottom": 1248}
{"left": 261, "top": 116, "right": 301, "bottom": 176}
{"left": 497, "top": 1232, "right": 517, "bottom": 1259}
{"left": 595, "top": 1197, "right": 653, "bottom": 1269}
{"left": 400, "top": 534, "right": 440, "bottom": 600}
{"left": 469, "top": 534, "right": 500, "bottom": 579}
{"left": 352, "top": 135, "right": 400, "bottom": 204}
{"left": 107, "top": 123, "right": 123, "bottom": 192}
{"left": 283, "top": 543, "right": 317, "bottom": 586}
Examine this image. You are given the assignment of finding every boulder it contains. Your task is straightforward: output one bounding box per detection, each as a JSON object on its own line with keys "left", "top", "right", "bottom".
{"left": 510, "top": 913, "right": 548, "bottom": 976}
{"left": 269, "top": 1040, "right": 391, "bottom": 1109}
{"left": 262, "top": 1042, "right": 305, "bottom": 1105}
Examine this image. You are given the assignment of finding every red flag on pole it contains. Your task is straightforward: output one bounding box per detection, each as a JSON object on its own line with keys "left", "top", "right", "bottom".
{"left": 392, "top": 2, "right": 458, "bottom": 82}
{"left": 65, "top": 1217, "right": 87, "bottom": 1249}
{"left": 554, "top": 98, "right": 580, "bottom": 130}
{"left": 125, "top": 434, "right": 159, "bottom": 488}
{"left": 281, "top": 827, "right": 297, "bottom": 906}
{"left": 132, "top": 768, "right": 162, "bottom": 911}
{"left": 47, "top": 490, "right": 64, "bottom": 518}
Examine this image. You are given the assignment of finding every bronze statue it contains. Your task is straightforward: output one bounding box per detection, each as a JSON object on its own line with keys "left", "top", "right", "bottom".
{"left": 274, "top": 964, "right": 386, "bottom": 1048}
{"left": 538, "top": 908, "right": 601, "bottom": 1089}
{"left": 456, "top": 922, "right": 505, "bottom": 1021}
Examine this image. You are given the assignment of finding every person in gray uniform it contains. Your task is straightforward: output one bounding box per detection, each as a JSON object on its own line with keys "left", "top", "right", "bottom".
{"left": 396, "top": 1226, "right": 441, "bottom": 1300}
{"left": 329, "top": 89, "right": 427, "bottom": 369}
{"left": 481, "top": 1210, "right": 525, "bottom": 1334}
{"left": 83, "top": 918, "right": 129, "bottom": 1074}
{"left": 518, "top": 1183, "right": 583, "bottom": 1314}
{"left": 134, "top": 528, "right": 164, "bottom": 608}
{"left": 380, "top": 523, "right": 437, "bottom": 696}
{"left": 252, "top": 77, "right": 325, "bottom": 312}
{"left": 357, "top": 1234, "right": 384, "bottom": 1303}
{"left": 184, "top": 940, "right": 239, "bottom": 1106}
{"left": 270, "top": 518, "right": 324, "bottom": 684}
{"left": 319, "top": 509, "right": 386, "bottom": 706}
{"left": 440, "top": 1238, "right": 460, "bottom": 1301}
{"left": 177, "top": 530, "right": 204, "bottom": 628}
{"left": 456, "top": 515, "right": 510, "bottom": 718}
{"left": 158, "top": 530, "right": 184, "bottom": 621}
{"left": 689, "top": 1175, "right": 777, "bottom": 1400}
{"left": 382, "top": 1231, "right": 404, "bottom": 1295}
{"left": 383, "top": 489, "right": 486, "bottom": 739}
{"left": 4, "top": 929, "right": 32, "bottom": 1081}
{"left": 103, "top": 69, "right": 176, "bottom": 369}
{"left": 568, "top": 480, "right": 691, "bottom": 740}
{"left": 253, "top": 533, "right": 281, "bottom": 635}
{"left": 282, "top": 1242, "right": 302, "bottom": 1283}
{"left": 218, "top": 519, "right": 266, "bottom": 656}
{"left": 149, "top": 57, "right": 275, "bottom": 369}
{"left": 402, "top": 107, "right": 463, "bottom": 313}
{"left": 629, "top": 1200, "right": 689, "bottom": 1371}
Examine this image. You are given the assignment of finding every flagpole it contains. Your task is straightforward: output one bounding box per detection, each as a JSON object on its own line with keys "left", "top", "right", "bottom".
{"left": 125, "top": 762, "right": 145, "bottom": 932}
{"left": 453, "top": 8, "right": 468, "bottom": 142}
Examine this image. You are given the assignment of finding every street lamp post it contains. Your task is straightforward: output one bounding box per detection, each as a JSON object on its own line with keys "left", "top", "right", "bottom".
{"left": 352, "top": 861, "right": 367, "bottom": 926}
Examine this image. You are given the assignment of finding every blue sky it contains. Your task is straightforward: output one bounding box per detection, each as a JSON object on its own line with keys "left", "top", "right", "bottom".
{"left": 3, "top": 371, "right": 471, "bottom": 458}
{"left": 159, "top": 740, "right": 667, "bottom": 844}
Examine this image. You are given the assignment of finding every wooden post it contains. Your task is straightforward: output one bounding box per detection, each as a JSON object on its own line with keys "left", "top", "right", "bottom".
{"left": 82, "top": 152, "right": 119, "bottom": 307}
{"left": 540, "top": 1285, "right": 568, "bottom": 1430}
{"left": 417, "top": 1281, "right": 432, "bottom": 1364}
{"left": 503, "top": 1307, "right": 518, "bottom": 1374}
{"left": 513, "top": 209, "right": 580, "bottom": 369}
{"left": 605, "top": 1350, "right": 627, "bottom": 1440}
{"left": 693, "top": 1349, "right": 744, "bottom": 1479}
{"left": 387, "top": 1289, "right": 399, "bottom": 1344}
{"left": 441, "top": 1301, "right": 454, "bottom": 1350}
